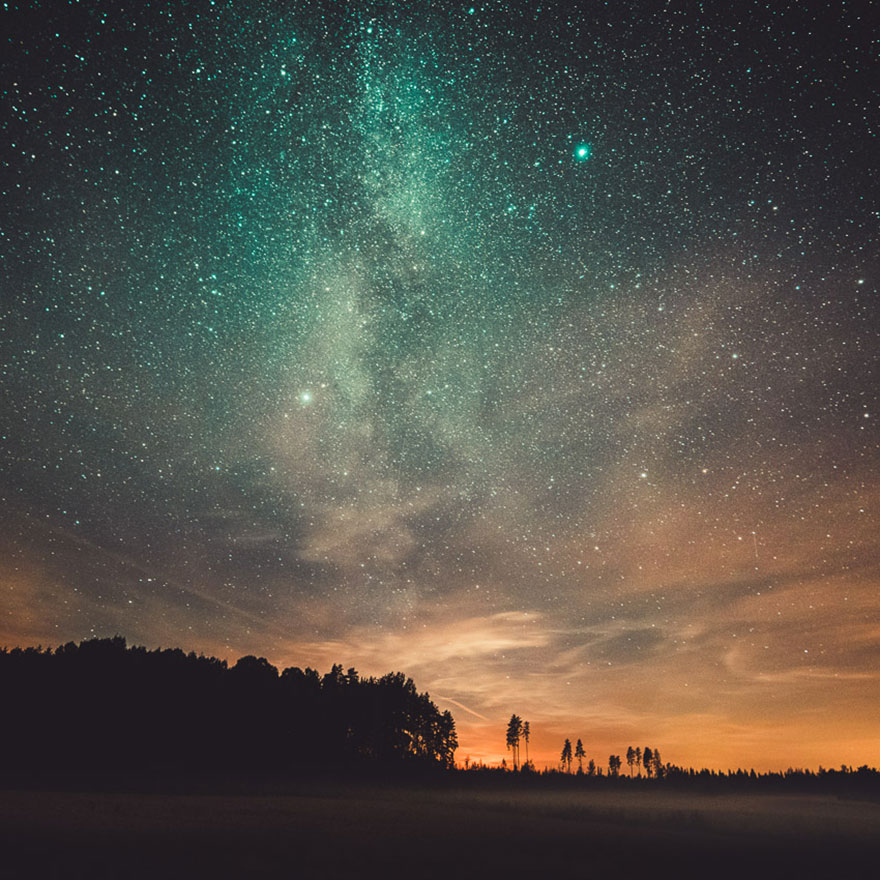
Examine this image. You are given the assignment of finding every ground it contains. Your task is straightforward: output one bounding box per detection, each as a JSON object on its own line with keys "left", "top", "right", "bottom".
{"left": 1, "top": 782, "right": 877, "bottom": 878}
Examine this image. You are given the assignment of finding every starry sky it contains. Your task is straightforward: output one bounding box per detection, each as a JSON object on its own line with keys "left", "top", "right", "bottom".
{"left": 2, "top": 0, "right": 878, "bottom": 771}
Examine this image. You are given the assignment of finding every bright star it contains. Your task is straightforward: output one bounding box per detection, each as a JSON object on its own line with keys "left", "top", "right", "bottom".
{"left": 574, "top": 142, "right": 592, "bottom": 162}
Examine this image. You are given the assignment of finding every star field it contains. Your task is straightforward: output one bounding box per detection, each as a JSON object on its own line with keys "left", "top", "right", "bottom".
{"left": 1, "top": 0, "right": 878, "bottom": 769}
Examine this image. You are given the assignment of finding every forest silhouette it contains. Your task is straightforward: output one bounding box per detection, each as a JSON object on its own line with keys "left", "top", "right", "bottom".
{"left": 0, "top": 637, "right": 457, "bottom": 784}
{"left": 3, "top": 637, "right": 879, "bottom": 797}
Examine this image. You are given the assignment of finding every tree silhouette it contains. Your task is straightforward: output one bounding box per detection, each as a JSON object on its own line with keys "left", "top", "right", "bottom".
{"left": 587, "top": 757, "right": 596, "bottom": 776}
{"left": 0, "top": 637, "right": 458, "bottom": 781}
{"left": 651, "top": 748, "right": 663, "bottom": 779}
{"left": 522, "top": 720, "right": 531, "bottom": 768}
{"left": 7, "top": 646, "right": 878, "bottom": 793}
{"left": 561, "top": 738, "right": 573, "bottom": 773}
{"left": 436, "top": 710, "right": 459, "bottom": 769}
{"left": 506, "top": 714, "right": 523, "bottom": 770}
{"left": 575, "top": 738, "right": 586, "bottom": 774}
{"left": 635, "top": 746, "right": 642, "bottom": 777}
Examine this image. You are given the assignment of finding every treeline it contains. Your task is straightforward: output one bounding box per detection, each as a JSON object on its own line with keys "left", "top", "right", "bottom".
{"left": 656, "top": 763, "right": 880, "bottom": 793}
{"left": 463, "top": 761, "right": 880, "bottom": 794}
{"left": 506, "top": 716, "right": 662, "bottom": 779}
{"left": 0, "top": 638, "right": 457, "bottom": 783}
{"left": 493, "top": 714, "right": 880, "bottom": 795}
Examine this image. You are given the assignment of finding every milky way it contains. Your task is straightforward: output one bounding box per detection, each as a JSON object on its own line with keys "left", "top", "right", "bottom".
{"left": 2, "top": 0, "right": 877, "bottom": 769}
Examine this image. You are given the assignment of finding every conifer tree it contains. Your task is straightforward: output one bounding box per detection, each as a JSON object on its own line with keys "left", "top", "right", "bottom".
{"left": 506, "top": 714, "right": 523, "bottom": 770}
{"left": 652, "top": 749, "right": 663, "bottom": 779}
{"left": 561, "top": 738, "right": 573, "bottom": 773}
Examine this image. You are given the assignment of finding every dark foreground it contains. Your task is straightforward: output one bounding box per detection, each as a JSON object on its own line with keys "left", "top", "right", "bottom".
{"left": 1, "top": 782, "right": 878, "bottom": 879}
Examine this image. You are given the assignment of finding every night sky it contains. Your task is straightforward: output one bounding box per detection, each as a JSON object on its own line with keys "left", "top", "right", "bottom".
{"left": 2, "top": 0, "right": 877, "bottom": 770}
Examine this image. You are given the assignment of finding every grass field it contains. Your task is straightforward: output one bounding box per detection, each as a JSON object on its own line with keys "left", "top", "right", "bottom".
{"left": 1, "top": 782, "right": 878, "bottom": 878}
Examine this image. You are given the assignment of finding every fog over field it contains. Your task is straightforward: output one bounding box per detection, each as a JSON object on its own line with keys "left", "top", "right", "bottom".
{"left": 2, "top": 784, "right": 878, "bottom": 879}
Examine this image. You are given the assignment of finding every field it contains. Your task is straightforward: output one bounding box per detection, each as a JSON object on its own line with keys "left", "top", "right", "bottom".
{"left": 1, "top": 782, "right": 878, "bottom": 878}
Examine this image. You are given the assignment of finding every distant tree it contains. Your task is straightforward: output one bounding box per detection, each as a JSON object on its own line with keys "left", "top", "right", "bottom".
{"left": 321, "top": 662, "right": 345, "bottom": 689}
{"left": 506, "top": 714, "right": 523, "bottom": 770}
{"left": 439, "top": 710, "right": 459, "bottom": 769}
{"left": 652, "top": 749, "right": 663, "bottom": 779}
{"left": 626, "top": 746, "right": 635, "bottom": 777}
{"left": 232, "top": 654, "right": 279, "bottom": 684}
{"left": 587, "top": 758, "right": 596, "bottom": 777}
{"left": 575, "top": 738, "right": 586, "bottom": 774}
{"left": 635, "top": 747, "right": 642, "bottom": 777}
{"left": 561, "top": 738, "right": 573, "bottom": 773}
{"left": 609, "top": 754, "right": 621, "bottom": 777}
{"left": 643, "top": 747, "right": 654, "bottom": 778}
{"left": 523, "top": 720, "right": 531, "bottom": 767}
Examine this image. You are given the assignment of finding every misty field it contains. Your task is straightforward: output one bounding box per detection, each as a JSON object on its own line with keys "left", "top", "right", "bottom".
{"left": 1, "top": 782, "right": 878, "bottom": 878}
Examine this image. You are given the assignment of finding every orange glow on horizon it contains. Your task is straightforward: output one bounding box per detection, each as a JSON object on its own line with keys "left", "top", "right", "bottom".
{"left": 2, "top": 477, "right": 877, "bottom": 776}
